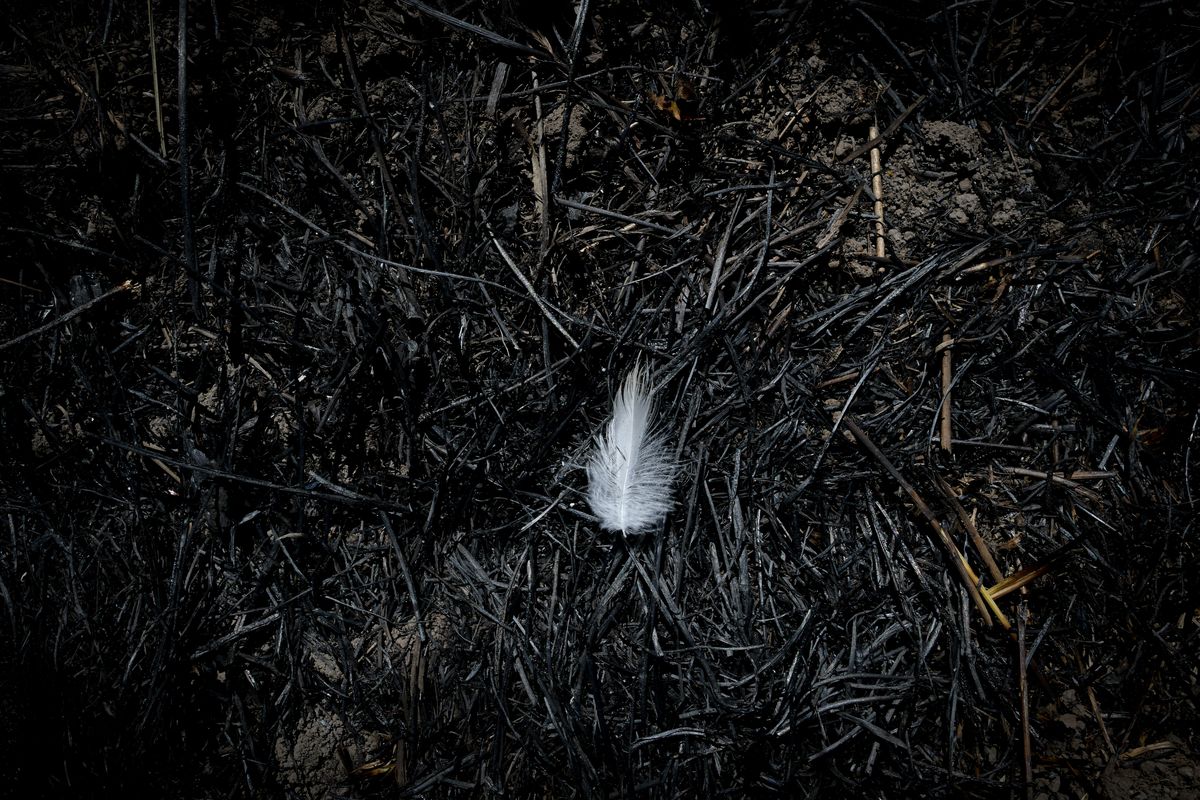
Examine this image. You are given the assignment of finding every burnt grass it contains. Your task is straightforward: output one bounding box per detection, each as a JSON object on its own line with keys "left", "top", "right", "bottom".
{"left": 1, "top": 1, "right": 1198, "bottom": 797}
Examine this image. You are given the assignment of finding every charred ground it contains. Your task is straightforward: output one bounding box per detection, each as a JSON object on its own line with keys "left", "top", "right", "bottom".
{"left": 1, "top": 1, "right": 1198, "bottom": 797}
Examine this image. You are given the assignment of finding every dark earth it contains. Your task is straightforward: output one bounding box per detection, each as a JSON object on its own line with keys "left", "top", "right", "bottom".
{"left": 1, "top": 1, "right": 1198, "bottom": 797}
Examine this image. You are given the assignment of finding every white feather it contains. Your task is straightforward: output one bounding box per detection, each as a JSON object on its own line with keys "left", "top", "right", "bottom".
{"left": 587, "top": 367, "right": 676, "bottom": 534}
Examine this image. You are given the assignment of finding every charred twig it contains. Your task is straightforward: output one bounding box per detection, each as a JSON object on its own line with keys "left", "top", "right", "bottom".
{"left": 485, "top": 219, "right": 579, "bottom": 349}
{"left": 1003, "top": 466, "right": 1116, "bottom": 483}
{"left": 550, "top": 0, "right": 591, "bottom": 192}
{"left": 176, "top": 0, "right": 199, "bottom": 314}
{"left": 939, "top": 334, "right": 953, "bottom": 452}
{"left": 815, "top": 185, "right": 863, "bottom": 249}
{"left": 395, "top": 0, "right": 545, "bottom": 57}
{"left": 555, "top": 195, "right": 695, "bottom": 239}
{"left": 99, "top": 436, "right": 412, "bottom": 513}
{"left": 1018, "top": 602, "right": 1033, "bottom": 799}
{"left": 837, "top": 95, "right": 925, "bottom": 164}
{"left": 933, "top": 474, "right": 1003, "bottom": 585}
{"left": 706, "top": 194, "right": 744, "bottom": 311}
{"left": 146, "top": 0, "right": 166, "bottom": 158}
{"left": 530, "top": 72, "right": 551, "bottom": 262}
{"left": 0, "top": 281, "right": 136, "bottom": 352}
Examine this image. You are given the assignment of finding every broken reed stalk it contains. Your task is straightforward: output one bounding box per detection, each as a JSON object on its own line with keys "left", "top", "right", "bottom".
{"left": 939, "top": 334, "right": 952, "bottom": 452}
{"left": 869, "top": 124, "right": 885, "bottom": 258}
{"left": 934, "top": 474, "right": 1003, "bottom": 584}
{"left": 1018, "top": 602, "right": 1033, "bottom": 799}
{"left": 840, "top": 414, "right": 1007, "bottom": 628}
{"left": 989, "top": 561, "right": 1053, "bottom": 600}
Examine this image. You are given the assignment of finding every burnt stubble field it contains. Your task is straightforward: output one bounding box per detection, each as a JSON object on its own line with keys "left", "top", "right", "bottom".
{"left": 1, "top": 1, "right": 1198, "bottom": 797}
